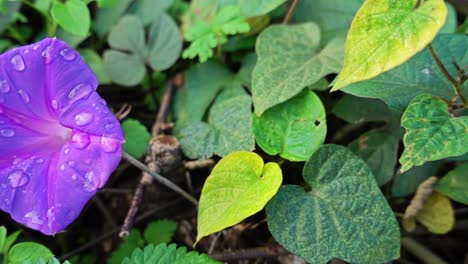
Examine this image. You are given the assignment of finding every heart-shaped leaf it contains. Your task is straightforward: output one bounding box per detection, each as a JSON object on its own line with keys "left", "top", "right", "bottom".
{"left": 333, "top": 0, "right": 447, "bottom": 90}
{"left": 266, "top": 144, "right": 400, "bottom": 264}
{"left": 434, "top": 163, "right": 468, "bottom": 204}
{"left": 342, "top": 34, "right": 468, "bottom": 112}
{"left": 415, "top": 192, "right": 454, "bottom": 234}
{"left": 400, "top": 94, "right": 468, "bottom": 172}
{"left": 392, "top": 161, "right": 443, "bottom": 197}
{"left": 51, "top": 0, "right": 91, "bottom": 37}
{"left": 197, "top": 151, "right": 282, "bottom": 243}
{"left": 122, "top": 118, "right": 151, "bottom": 158}
{"left": 253, "top": 89, "right": 326, "bottom": 161}
{"left": 252, "top": 23, "right": 343, "bottom": 115}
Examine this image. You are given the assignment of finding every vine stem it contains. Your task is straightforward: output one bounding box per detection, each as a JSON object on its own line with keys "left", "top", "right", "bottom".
{"left": 282, "top": 0, "right": 299, "bottom": 24}
{"left": 401, "top": 237, "right": 448, "bottom": 264}
{"left": 428, "top": 44, "right": 467, "bottom": 106}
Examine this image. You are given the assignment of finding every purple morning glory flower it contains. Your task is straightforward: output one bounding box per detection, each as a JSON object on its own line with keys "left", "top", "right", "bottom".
{"left": 0, "top": 38, "right": 123, "bottom": 235}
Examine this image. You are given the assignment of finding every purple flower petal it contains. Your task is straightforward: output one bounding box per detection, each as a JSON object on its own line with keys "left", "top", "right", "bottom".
{"left": 0, "top": 38, "right": 123, "bottom": 235}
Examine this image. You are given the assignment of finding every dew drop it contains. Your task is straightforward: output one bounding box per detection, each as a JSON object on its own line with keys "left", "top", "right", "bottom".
{"left": 101, "top": 136, "right": 119, "bottom": 153}
{"left": 51, "top": 100, "right": 58, "bottom": 110}
{"left": 74, "top": 112, "right": 93, "bottom": 126}
{"left": 68, "top": 84, "right": 92, "bottom": 103}
{"left": 71, "top": 132, "right": 90, "bottom": 149}
{"left": 36, "top": 158, "right": 44, "bottom": 164}
{"left": 42, "top": 46, "right": 53, "bottom": 64}
{"left": 105, "top": 123, "right": 114, "bottom": 130}
{"left": 64, "top": 147, "right": 70, "bottom": 154}
{"left": 25, "top": 211, "right": 43, "bottom": 225}
{"left": 33, "top": 44, "right": 40, "bottom": 51}
{"left": 0, "top": 129, "right": 15, "bottom": 137}
{"left": 82, "top": 171, "right": 99, "bottom": 192}
{"left": 67, "top": 160, "right": 75, "bottom": 167}
{"left": 0, "top": 80, "right": 11, "bottom": 93}
{"left": 4, "top": 198, "right": 10, "bottom": 206}
{"left": 11, "top": 55, "right": 25, "bottom": 71}
{"left": 71, "top": 174, "right": 77, "bottom": 181}
{"left": 8, "top": 170, "right": 29, "bottom": 188}
{"left": 60, "top": 165, "right": 65, "bottom": 171}
{"left": 60, "top": 48, "right": 76, "bottom": 61}
{"left": 1, "top": 184, "right": 7, "bottom": 189}
{"left": 18, "top": 89, "right": 30, "bottom": 103}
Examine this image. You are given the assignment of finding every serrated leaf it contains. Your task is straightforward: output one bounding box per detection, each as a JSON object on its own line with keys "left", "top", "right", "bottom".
{"left": 144, "top": 220, "right": 178, "bottom": 246}
{"left": 219, "top": 0, "right": 287, "bottom": 17}
{"left": 332, "top": 0, "right": 447, "bottom": 91}
{"left": 294, "top": 0, "right": 363, "bottom": 43}
{"left": 174, "top": 60, "right": 232, "bottom": 131}
{"left": 51, "top": 0, "right": 91, "bottom": 37}
{"left": 266, "top": 144, "right": 400, "bottom": 264}
{"left": 107, "top": 15, "right": 145, "bottom": 54}
{"left": 343, "top": 34, "right": 468, "bottom": 112}
{"left": 434, "top": 163, "right": 468, "bottom": 204}
{"left": 392, "top": 160, "right": 443, "bottom": 197}
{"left": 108, "top": 230, "right": 145, "bottom": 264}
{"left": 8, "top": 242, "right": 54, "bottom": 264}
{"left": 80, "top": 49, "right": 111, "bottom": 84}
{"left": 399, "top": 94, "right": 468, "bottom": 172}
{"left": 416, "top": 192, "right": 454, "bottom": 234}
{"left": 148, "top": 14, "right": 182, "bottom": 71}
{"left": 178, "top": 81, "right": 255, "bottom": 159}
{"left": 103, "top": 50, "right": 146, "bottom": 87}
{"left": 348, "top": 129, "right": 399, "bottom": 186}
{"left": 212, "top": 5, "right": 250, "bottom": 35}
{"left": 122, "top": 243, "right": 220, "bottom": 264}
{"left": 122, "top": 119, "right": 151, "bottom": 158}
{"left": 252, "top": 23, "right": 343, "bottom": 115}
{"left": 253, "top": 89, "right": 326, "bottom": 161}
{"left": 332, "top": 94, "right": 395, "bottom": 123}
{"left": 197, "top": 151, "right": 282, "bottom": 242}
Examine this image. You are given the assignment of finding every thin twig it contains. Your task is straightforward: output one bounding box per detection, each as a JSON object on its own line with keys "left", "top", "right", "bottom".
{"left": 401, "top": 237, "right": 448, "bottom": 264}
{"left": 210, "top": 246, "right": 289, "bottom": 261}
{"left": 122, "top": 152, "right": 198, "bottom": 205}
{"left": 92, "top": 197, "right": 117, "bottom": 228}
{"left": 282, "top": 0, "right": 299, "bottom": 24}
{"left": 428, "top": 44, "right": 467, "bottom": 106}
{"left": 120, "top": 81, "right": 178, "bottom": 237}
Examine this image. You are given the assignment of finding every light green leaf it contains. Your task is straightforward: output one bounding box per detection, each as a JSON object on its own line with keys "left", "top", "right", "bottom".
{"left": 174, "top": 60, "right": 232, "bottom": 130}
{"left": 3, "top": 229, "right": 20, "bottom": 254}
{"left": 56, "top": 28, "right": 88, "bottom": 48}
{"left": 392, "top": 160, "right": 443, "bottom": 197}
{"left": 34, "top": 0, "right": 52, "bottom": 15}
{"left": 238, "top": 52, "right": 256, "bottom": 87}
{"left": 51, "top": 0, "right": 91, "bottom": 37}
{"left": 80, "top": 49, "right": 111, "bottom": 84}
{"left": 440, "top": 3, "right": 457, "bottom": 33}
{"left": 103, "top": 50, "right": 146, "bottom": 87}
{"left": 252, "top": 23, "right": 343, "bottom": 115}
{"left": 93, "top": 0, "right": 133, "bottom": 38}
{"left": 416, "top": 192, "right": 454, "bottom": 234}
{"left": 108, "top": 230, "right": 145, "bottom": 264}
{"left": 219, "top": 0, "right": 287, "bottom": 17}
{"left": 266, "top": 144, "right": 400, "bottom": 264}
{"left": 8, "top": 242, "right": 54, "bottom": 264}
{"left": 178, "top": 81, "right": 255, "bottom": 159}
{"left": 122, "top": 119, "right": 151, "bottom": 158}
{"left": 348, "top": 129, "right": 399, "bottom": 185}
{"left": 253, "top": 89, "right": 326, "bottom": 161}
{"left": 107, "top": 15, "right": 145, "bottom": 54}
{"left": 399, "top": 94, "right": 468, "bottom": 172}
{"left": 122, "top": 243, "right": 220, "bottom": 264}
{"left": 147, "top": 14, "right": 182, "bottom": 71}
{"left": 197, "top": 151, "right": 282, "bottom": 242}
{"left": 343, "top": 34, "right": 468, "bottom": 112}
{"left": 0, "top": 226, "right": 6, "bottom": 254}
{"left": 333, "top": 0, "right": 448, "bottom": 91}
{"left": 97, "top": 0, "right": 119, "bottom": 8}
{"left": 143, "top": 220, "right": 177, "bottom": 245}
{"left": 294, "top": 0, "right": 363, "bottom": 43}
{"left": 333, "top": 94, "right": 395, "bottom": 123}
{"left": 434, "top": 163, "right": 468, "bottom": 204}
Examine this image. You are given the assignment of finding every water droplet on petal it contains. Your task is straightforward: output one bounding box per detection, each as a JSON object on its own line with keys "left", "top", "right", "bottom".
{"left": 71, "top": 174, "right": 77, "bottom": 181}
{"left": 18, "top": 89, "right": 30, "bottom": 103}
{"left": 0, "top": 129, "right": 15, "bottom": 137}
{"left": 36, "top": 158, "right": 44, "bottom": 164}
{"left": 83, "top": 171, "right": 99, "bottom": 192}
{"left": 11, "top": 55, "right": 25, "bottom": 71}
{"left": 101, "top": 136, "right": 120, "bottom": 153}
{"left": 25, "top": 211, "right": 43, "bottom": 225}
{"left": 8, "top": 170, "right": 29, "bottom": 188}
{"left": 74, "top": 112, "right": 93, "bottom": 126}
{"left": 60, "top": 165, "right": 65, "bottom": 171}
{"left": 42, "top": 46, "right": 53, "bottom": 64}
{"left": 0, "top": 80, "right": 11, "bottom": 93}
{"left": 105, "top": 123, "right": 114, "bottom": 130}
{"left": 67, "top": 160, "right": 75, "bottom": 167}
{"left": 51, "top": 100, "right": 58, "bottom": 110}
{"left": 70, "top": 132, "right": 90, "bottom": 149}
{"left": 33, "top": 44, "right": 40, "bottom": 51}
{"left": 60, "top": 48, "right": 76, "bottom": 61}
{"left": 68, "top": 84, "right": 92, "bottom": 103}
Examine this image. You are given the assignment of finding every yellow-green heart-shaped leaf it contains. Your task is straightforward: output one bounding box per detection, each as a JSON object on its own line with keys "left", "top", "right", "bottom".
{"left": 416, "top": 192, "right": 454, "bottom": 234}
{"left": 196, "top": 151, "right": 282, "bottom": 243}
{"left": 332, "top": 0, "right": 447, "bottom": 91}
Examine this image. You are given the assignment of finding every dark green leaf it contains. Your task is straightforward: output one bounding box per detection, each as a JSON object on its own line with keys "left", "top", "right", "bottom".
{"left": 434, "top": 163, "right": 468, "bottom": 204}
{"left": 132, "top": 0, "right": 173, "bottom": 25}
{"left": 144, "top": 220, "right": 177, "bottom": 246}
{"left": 122, "top": 119, "right": 151, "bottom": 158}
{"left": 266, "top": 144, "right": 400, "bottom": 264}
{"left": 392, "top": 161, "right": 443, "bottom": 197}
{"left": 107, "top": 15, "right": 145, "bottom": 54}
{"left": 147, "top": 14, "right": 182, "bottom": 71}
{"left": 108, "top": 230, "right": 145, "bottom": 264}
{"left": 103, "top": 50, "right": 146, "bottom": 87}
{"left": 93, "top": 0, "right": 133, "bottom": 38}
{"left": 332, "top": 94, "right": 395, "bottom": 123}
